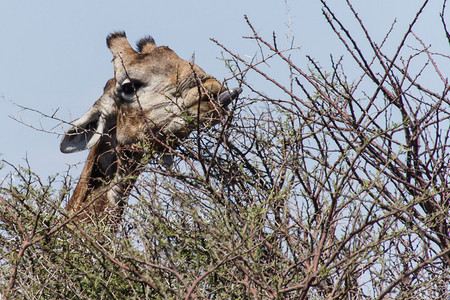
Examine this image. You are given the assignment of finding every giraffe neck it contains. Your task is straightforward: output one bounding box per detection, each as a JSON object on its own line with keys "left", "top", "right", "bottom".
{"left": 66, "top": 139, "right": 143, "bottom": 222}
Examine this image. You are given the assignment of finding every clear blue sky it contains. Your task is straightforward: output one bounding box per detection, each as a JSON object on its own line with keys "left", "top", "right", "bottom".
{"left": 0, "top": 0, "right": 447, "bottom": 181}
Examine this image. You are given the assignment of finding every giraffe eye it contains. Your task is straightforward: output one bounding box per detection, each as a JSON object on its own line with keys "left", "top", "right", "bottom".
{"left": 122, "top": 82, "right": 135, "bottom": 94}
{"left": 122, "top": 80, "right": 142, "bottom": 94}
{"left": 120, "top": 79, "right": 143, "bottom": 101}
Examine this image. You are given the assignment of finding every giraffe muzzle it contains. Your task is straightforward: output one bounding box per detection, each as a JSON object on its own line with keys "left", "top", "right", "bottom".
{"left": 218, "top": 87, "right": 243, "bottom": 107}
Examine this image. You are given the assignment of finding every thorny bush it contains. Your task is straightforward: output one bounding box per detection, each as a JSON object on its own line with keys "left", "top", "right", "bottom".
{"left": 1, "top": 1, "right": 450, "bottom": 299}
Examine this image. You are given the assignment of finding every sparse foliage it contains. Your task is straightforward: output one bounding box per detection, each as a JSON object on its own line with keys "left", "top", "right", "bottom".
{"left": 1, "top": 1, "right": 450, "bottom": 299}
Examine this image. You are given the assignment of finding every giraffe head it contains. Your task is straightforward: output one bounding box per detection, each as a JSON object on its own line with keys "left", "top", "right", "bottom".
{"left": 61, "top": 32, "right": 242, "bottom": 153}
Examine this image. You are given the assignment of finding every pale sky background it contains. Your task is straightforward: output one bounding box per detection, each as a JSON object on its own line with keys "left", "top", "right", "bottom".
{"left": 0, "top": 0, "right": 448, "bottom": 182}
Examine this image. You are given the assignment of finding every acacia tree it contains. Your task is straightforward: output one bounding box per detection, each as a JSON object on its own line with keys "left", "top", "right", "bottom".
{"left": 1, "top": 1, "right": 449, "bottom": 299}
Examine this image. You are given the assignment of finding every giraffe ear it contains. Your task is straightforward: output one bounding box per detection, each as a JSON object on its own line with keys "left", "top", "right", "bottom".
{"left": 60, "top": 108, "right": 107, "bottom": 153}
